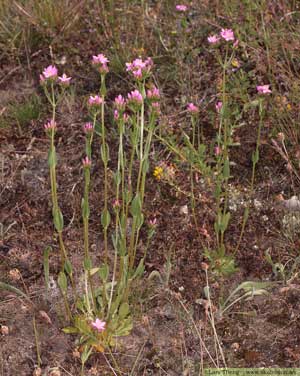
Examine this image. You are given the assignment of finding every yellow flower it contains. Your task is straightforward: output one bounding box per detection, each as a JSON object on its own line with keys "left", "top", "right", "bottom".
{"left": 286, "top": 103, "right": 292, "bottom": 111}
{"left": 153, "top": 166, "right": 163, "bottom": 180}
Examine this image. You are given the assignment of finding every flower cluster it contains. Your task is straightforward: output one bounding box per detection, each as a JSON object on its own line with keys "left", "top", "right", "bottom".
{"left": 187, "top": 102, "right": 199, "bottom": 115}
{"left": 83, "top": 122, "right": 94, "bottom": 134}
{"left": 176, "top": 4, "right": 188, "bottom": 11}
{"left": 256, "top": 85, "right": 271, "bottom": 94}
{"left": 82, "top": 156, "right": 91, "bottom": 168}
{"left": 88, "top": 95, "right": 104, "bottom": 107}
{"left": 208, "top": 28, "right": 235, "bottom": 44}
{"left": 44, "top": 120, "right": 57, "bottom": 135}
{"left": 126, "top": 57, "right": 153, "bottom": 80}
{"left": 114, "top": 95, "right": 126, "bottom": 111}
{"left": 127, "top": 89, "right": 143, "bottom": 107}
{"left": 40, "top": 65, "right": 71, "bottom": 86}
{"left": 92, "top": 53, "right": 109, "bottom": 74}
{"left": 147, "top": 86, "right": 160, "bottom": 101}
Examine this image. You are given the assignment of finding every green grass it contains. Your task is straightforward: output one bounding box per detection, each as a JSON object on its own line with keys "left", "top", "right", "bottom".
{"left": 1, "top": 94, "right": 41, "bottom": 134}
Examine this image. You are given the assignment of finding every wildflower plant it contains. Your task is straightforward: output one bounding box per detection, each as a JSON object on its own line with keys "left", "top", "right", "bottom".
{"left": 41, "top": 55, "right": 159, "bottom": 370}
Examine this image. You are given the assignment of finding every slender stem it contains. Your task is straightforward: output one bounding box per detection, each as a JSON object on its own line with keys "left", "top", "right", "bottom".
{"left": 235, "top": 99, "right": 264, "bottom": 254}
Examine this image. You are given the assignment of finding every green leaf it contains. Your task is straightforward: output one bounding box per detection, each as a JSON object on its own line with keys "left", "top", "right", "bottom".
{"left": 64, "top": 259, "right": 73, "bottom": 276}
{"left": 119, "top": 302, "right": 130, "bottom": 319}
{"left": 243, "top": 207, "right": 249, "bottom": 222}
{"left": 57, "top": 271, "right": 67, "bottom": 294}
{"left": 130, "top": 194, "right": 141, "bottom": 217}
{"left": 62, "top": 326, "right": 79, "bottom": 334}
{"left": 0, "top": 281, "right": 32, "bottom": 305}
{"left": 101, "top": 142, "right": 110, "bottom": 163}
{"left": 53, "top": 207, "right": 64, "bottom": 232}
{"left": 223, "top": 158, "right": 230, "bottom": 179}
{"left": 252, "top": 149, "right": 259, "bottom": 164}
{"left": 81, "top": 198, "right": 90, "bottom": 219}
{"left": 131, "top": 258, "right": 145, "bottom": 280}
{"left": 142, "top": 159, "right": 149, "bottom": 174}
{"left": 99, "top": 264, "right": 109, "bottom": 281}
{"left": 114, "top": 171, "right": 121, "bottom": 186}
{"left": 89, "top": 267, "right": 100, "bottom": 276}
{"left": 136, "top": 212, "right": 144, "bottom": 230}
{"left": 81, "top": 344, "right": 93, "bottom": 365}
{"left": 48, "top": 147, "right": 57, "bottom": 167}
{"left": 203, "top": 286, "right": 210, "bottom": 299}
{"left": 114, "top": 317, "right": 133, "bottom": 336}
{"left": 221, "top": 212, "right": 231, "bottom": 233}
{"left": 84, "top": 257, "right": 92, "bottom": 271}
{"left": 101, "top": 208, "right": 111, "bottom": 228}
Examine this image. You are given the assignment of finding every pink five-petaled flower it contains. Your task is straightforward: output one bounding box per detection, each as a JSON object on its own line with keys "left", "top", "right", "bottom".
{"left": 208, "top": 35, "right": 220, "bottom": 44}
{"left": 114, "top": 95, "right": 126, "bottom": 111}
{"left": 220, "top": 28, "right": 235, "bottom": 42}
{"left": 127, "top": 89, "right": 143, "bottom": 105}
{"left": 176, "top": 4, "right": 188, "bottom": 11}
{"left": 88, "top": 95, "right": 104, "bottom": 106}
{"left": 44, "top": 120, "right": 57, "bottom": 133}
{"left": 42, "top": 65, "right": 58, "bottom": 79}
{"left": 215, "top": 101, "right": 223, "bottom": 112}
{"left": 92, "top": 53, "right": 109, "bottom": 74}
{"left": 83, "top": 122, "right": 93, "bottom": 134}
{"left": 256, "top": 85, "right": 271, "bottom": 94}
{"left": 91, "top": 318, "right": 106, "bottom": 332}
{"left": 58, "top": 73, "right": 71, "bottom": 85}
{"left": 82, "top": 156, "right": 91, "bottom": 168}
{"left": 187, "top": 102, "right": 199, "bottom": 114}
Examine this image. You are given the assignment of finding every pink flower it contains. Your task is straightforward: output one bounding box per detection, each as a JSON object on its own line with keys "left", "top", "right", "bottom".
{"left": 42, "top": 65, "right": 58, "bottom": 79}
{"left": 123, "top": 113, "right": 129, "bottom": 122}
{"left": 220, "top": 28, "right": 235, "bottom": 41}
{"left": 82, "top": 156, "right": 91, "bottom": 168}
{"left": 92, "top": 53, "right": 109, "bottom": 74}
{"left": 112, "top": 199, "right": 121, "bottom": 209}
{"left": 91, "top": 318, "right": 106, "bottom": 332}
{"left": 208, "top": 35, "right": 220, "bottom": 44}
{"left": 83, "top": 122, "right": 93, "bottom": 134}
{"left": 256, "top": 85, "right": 271, "bottom": 94}
{"left": 215, "top": 101, "right": 223, "bottom": 112}
{"left": 58, "top": 73, "right": 71, "bottom": 85}
{"left": 126, "top": 57, "right": 153, "bottom": 79}
{"left": 187, "top": 103, "right": 199, "bottom": 114}
{"left": 149, "top": 218, "right": 157, "bottom": 227}
{"left": 147, "top": 86, "right": 160, "bottom": 101}
{"left": 233, "top": 39, "right": 239, "bottom": 48}
{"left": 114, "top": 109, "right": 119, "bottom": 120}
{"left": 88, "top": 95, "right": 104, "bottom": 106}
{"left": 127, "top": 90, "right": 143, "bottom": 105}
{"left": 176, "top": 4, "right": 188, "bottom": 11}
{"left": 39, "top": 74, "right": 46, "bottom": 85}
{"left": 92, "top": 54, "right": 109, "bottom": 65}
{"left": 151, "top": 102, "right": 160, "bottom": 115}
{"left": 114, "top": 95, "right": 125, "bottom": 110}
{"left": 44, "top": 120, "right": 57, "bottom": 132}
{"left": 214, "top": 146, "right": 221, "bottom": 156}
